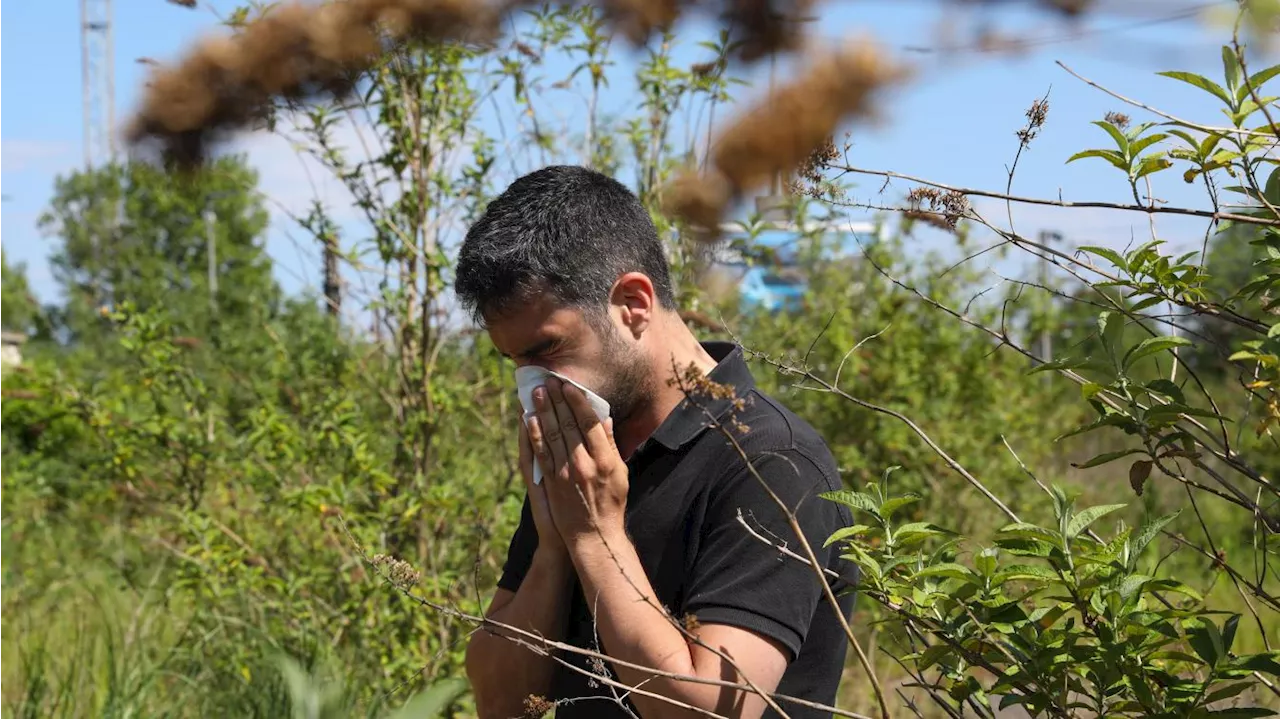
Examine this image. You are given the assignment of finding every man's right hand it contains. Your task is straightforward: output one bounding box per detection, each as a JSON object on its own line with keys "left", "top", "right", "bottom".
{"left": 467, "top": 415, "right": 576, "bottom": 719}
{"left": 519, "top": 413, "right": 567, "bottom": 558}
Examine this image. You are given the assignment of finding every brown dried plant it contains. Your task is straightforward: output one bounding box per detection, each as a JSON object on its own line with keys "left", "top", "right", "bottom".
{"left": 126, "top": 0, "right": 507, "bottom": 166}
{"left": 663, "top": 39, "right": 906, "bottom": 237}
{"left": 126, "top": 0, "right": 833, "bottom": 167}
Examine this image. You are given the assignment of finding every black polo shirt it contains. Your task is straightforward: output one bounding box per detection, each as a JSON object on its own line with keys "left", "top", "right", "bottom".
{"left": 497, "top": 341, "right": 858, "bottom": 719}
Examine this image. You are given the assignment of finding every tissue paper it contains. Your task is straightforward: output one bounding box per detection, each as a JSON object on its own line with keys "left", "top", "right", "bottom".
{"left": 515, "top": 365, "right": 611, "bottom": 484}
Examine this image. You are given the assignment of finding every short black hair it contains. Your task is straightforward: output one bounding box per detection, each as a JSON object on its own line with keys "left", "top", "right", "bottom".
{"left": 454, "top": 165, "right": 677, "bottom": 325}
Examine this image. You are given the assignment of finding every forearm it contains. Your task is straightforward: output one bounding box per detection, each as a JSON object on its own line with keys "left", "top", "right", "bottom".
{"left": 466, "top": 549, "right": 574, "bottom": 719}
{"left": 570, "top": 530, "right": 722, "bottom": 719}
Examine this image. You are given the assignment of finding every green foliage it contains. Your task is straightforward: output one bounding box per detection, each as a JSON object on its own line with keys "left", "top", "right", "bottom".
{"left": 824, "top": 478, "right": 1280, "bottom": 717}
{"left": 38, "top": 155, "right": 279, "bottom": 345}
{"left": 5, "top": 7, "right": 1280, "bottom": 719}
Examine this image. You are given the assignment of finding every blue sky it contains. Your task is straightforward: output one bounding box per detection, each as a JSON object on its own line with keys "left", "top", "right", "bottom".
{"left": 3, "top": 1, "right": 1274, "bottom": 318}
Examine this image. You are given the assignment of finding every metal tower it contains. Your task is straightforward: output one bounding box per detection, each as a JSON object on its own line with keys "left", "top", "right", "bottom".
{"left": 81, "top": 0, "right": 116, "bottom": 169}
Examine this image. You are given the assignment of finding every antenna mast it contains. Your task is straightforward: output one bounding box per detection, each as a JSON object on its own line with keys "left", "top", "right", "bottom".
{"left": 81, "top": 0, "right": 116, "bottom": 169}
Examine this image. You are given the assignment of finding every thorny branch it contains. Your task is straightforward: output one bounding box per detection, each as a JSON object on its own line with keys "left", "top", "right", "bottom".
{"left": 669, "top": 362, "right": 892, "bottom": 719}
{"left": 338, "top": 517, "right": 875, "bottom": 719}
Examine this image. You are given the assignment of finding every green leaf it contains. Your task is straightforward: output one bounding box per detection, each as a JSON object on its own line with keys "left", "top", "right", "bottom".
{"left": 1130, "top": 133, "right": 1169, "bottom": 157}
{"left": 1208, "top": 680, "right": 1259, "bottom": 701}
{"left": 1066, "top": 503, "right": 1128, "bottom": 538}
{"left": 1130, "top": 295, "right": 1167, "bottom": 312}
{"left": 1233, "top": 651, "right": 1280, "bottom": 675}
{"left": 1134, "top": 155, "right": 1174, "bottom": 180}
{"left": 1158, "top": 70, "right": 1233, "bottom": 106}
{"left": 1067, "top": 148, "right": 1127, "bottom": 170}
{"left": 1093, "top": 119, "right": 1132, "bottom": 154}
{"left": 1188, "top": 618, "right": 1224, "bottom": 668}
{"left": 879, "top": 494, "right": 921, "bottom": 521}
{"left": 1223, "top": 613, "right": 1240, "bottom": 655}
{"left": 975, "top": 548, "right": 999, "bottom": 577}
{"left": 994, "top": 564, "right": 1060, "bottom": 584}
{"left": 1079, "top": 245, "right": 1130, "bottom": 272}
{"left": 1099, "top": 310, "right": 1127, "bottom": 358}
{"left": 996, "top": 522, "right": 1062, "bottom": 545}
{"left": 1196, "top": 709, "right": 1276, "bottom": 718}
{"left": 1146, "top": 379, "right": 1186, "bottom": 404}
{"left": 1071, "top": 449, "right": 1146, "bottom": 470}
{"left": 386, "top": 678, "right": 469, "bottom": 719}
{"left": 1123, "top": 335, "right": 1192, "bottom": 369}
{"left": 1240, "top": 63, "right": 1280, "bottom": 104}
{"left": 1129, "top": 510, "right": 1181, "bottom": 559}
{"left": 914, "top": 563, "right": 977, "bottom": 582}
{"left": 1224, "top": 45, "right": 1243, "bottom": 98}
{"left": 820, "top": 490, "right": 879, "bottom": 516}
{"left": 823, "top": 524, "right": 875, "bottom": 548}
{"left": 1118, "top": 574, "right": 1153, "bottom": 600}
{"left": 914, "top": 644, "right": 952, "bottom": 671}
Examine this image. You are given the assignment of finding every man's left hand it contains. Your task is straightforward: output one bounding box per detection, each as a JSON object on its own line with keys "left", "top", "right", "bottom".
{"left": 528, "top": 377, "right": 629, "bottom": 549}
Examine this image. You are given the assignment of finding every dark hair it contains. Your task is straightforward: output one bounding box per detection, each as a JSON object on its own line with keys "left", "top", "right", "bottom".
{"left": 454, "top": 165, "right": 677, "bottom": 325}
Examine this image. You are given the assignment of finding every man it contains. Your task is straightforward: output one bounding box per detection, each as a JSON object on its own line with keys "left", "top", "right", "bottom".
{"left": 458, "top": 165, "right": 857, "bottom": 719}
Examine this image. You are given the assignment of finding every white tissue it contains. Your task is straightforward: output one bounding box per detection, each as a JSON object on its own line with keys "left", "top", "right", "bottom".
{"left": 514, "top": 365, "right": 611, "bottom": 485}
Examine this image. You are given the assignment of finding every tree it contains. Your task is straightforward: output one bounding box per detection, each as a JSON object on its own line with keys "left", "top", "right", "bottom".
{"left": 1, "top": 251, "right": 51, "bottom": 340}
{"left": 38, "top": 155, "right": 280, "bottom": 346}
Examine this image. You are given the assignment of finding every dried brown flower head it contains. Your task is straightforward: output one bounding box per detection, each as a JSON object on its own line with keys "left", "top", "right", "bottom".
{"left": 1104, "top": 111, "right": 1131, "bottom": 129}
{"left": 683, "top": 612, "right": 702, "bottom": 632}
{"left": 905, "top": 187, "right": 969, "bottom": 230}
{"left": 664, "top": 38, "right": 906, "bottom": 237}
{"left": 125, "top": 0, "right": 504, "bottom": 166}
{"left": 372, "top": 552, "right": 421, "bottom": 586}
{"left": 1016, "top": 97, "right": 1049, "bottom": 145}
{"left": 796, "top": 134, "right": 839, "bottom": 186}
{"left": 522, "top": 694, "right": 555, "bottom": 718}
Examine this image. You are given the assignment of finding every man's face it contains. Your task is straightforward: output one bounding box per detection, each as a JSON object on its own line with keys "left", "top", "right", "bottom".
{"left": 486, "top": 292, "right": 652, "bottom": 424}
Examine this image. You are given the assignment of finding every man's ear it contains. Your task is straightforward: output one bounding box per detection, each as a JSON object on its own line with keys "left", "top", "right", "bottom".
{"left": 611, "top": 272, "right": 656, "bottom": 338}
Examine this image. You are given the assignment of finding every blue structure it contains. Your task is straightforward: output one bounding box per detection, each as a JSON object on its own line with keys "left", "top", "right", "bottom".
{"left": 709, "top": 223, "right": 879, "bottom": 314}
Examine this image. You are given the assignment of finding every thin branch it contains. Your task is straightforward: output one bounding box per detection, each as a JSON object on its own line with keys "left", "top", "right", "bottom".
{"left": 1056, "top": 60, "right": 1277, "bottom": 140}
{"left": 672, "top": 370, "right": 892, "bottom": 719}
{"left": 829, "top": 163, "right": 1280, "bottom": 228}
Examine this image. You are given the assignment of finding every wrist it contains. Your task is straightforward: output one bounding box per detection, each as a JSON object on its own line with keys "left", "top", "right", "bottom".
{"left": 533, "top": 543, "right": 573, "bottom": 575}
{"left": 567, "top": 523, "right": 631, "bottom": 562}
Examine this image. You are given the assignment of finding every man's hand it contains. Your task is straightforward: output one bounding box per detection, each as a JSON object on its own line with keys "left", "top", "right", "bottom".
{"left": 519, "top": 414, "right": 568, "bottom": 558}
{"left": 527, "top": 377, "right": 629, "bottom": 549}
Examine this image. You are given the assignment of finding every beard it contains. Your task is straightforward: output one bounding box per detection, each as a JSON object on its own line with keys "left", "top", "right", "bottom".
{"left": 593, "top": 321, "right": 652, "bottom": 425}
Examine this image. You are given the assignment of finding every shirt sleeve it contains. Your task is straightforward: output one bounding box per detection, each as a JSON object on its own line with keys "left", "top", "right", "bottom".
{"left": 680, "top": 448, "right": 849, "bottom": 661}
{"left": 496, "top": 494, "right": 539, "bottom": 593}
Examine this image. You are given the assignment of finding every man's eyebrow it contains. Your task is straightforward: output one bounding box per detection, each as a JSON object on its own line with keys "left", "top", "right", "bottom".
{"left": 504, "top": 337, "right": 557, "bottom": 361}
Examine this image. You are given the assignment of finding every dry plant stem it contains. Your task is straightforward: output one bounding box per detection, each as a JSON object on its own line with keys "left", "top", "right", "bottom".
{"left": 858, "top": 244, "right": 1277, "bottom": 525}
{"left": 577, "top": 488, "right": 795, "bottom": 719}
{"left": 1160, "top": 527, "right": 1280, "bottom": 613}
{"left": 1233, "top": 22, "right": 1280, "bottom": 141}
{"left": 1178, "top": 480, "right": 1275, "bottom": 662}
{"left": 716, "top": 437, "right": 891, "bottom": 719}
{"left": 731, "top": 512, "right": 1061, "bottom": 715}
{"left": 829, "top": 163, "right": 1280, "bottom": 228}
{"left": 1055, "top": 60, "right": 1277, "bottom": 139}
{"left": 742, "top": 347, "right": 1022, "bottom": 525}
{"left": 337, "top": 518, "right": 870, "bottom": 719}
{"left": 672, "top": 373, "right": 891, "bottom": 719}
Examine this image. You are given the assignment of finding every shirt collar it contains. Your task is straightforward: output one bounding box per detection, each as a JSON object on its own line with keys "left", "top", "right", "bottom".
{"left": 647, "top": 341, "right": 757, "bottom": 452}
